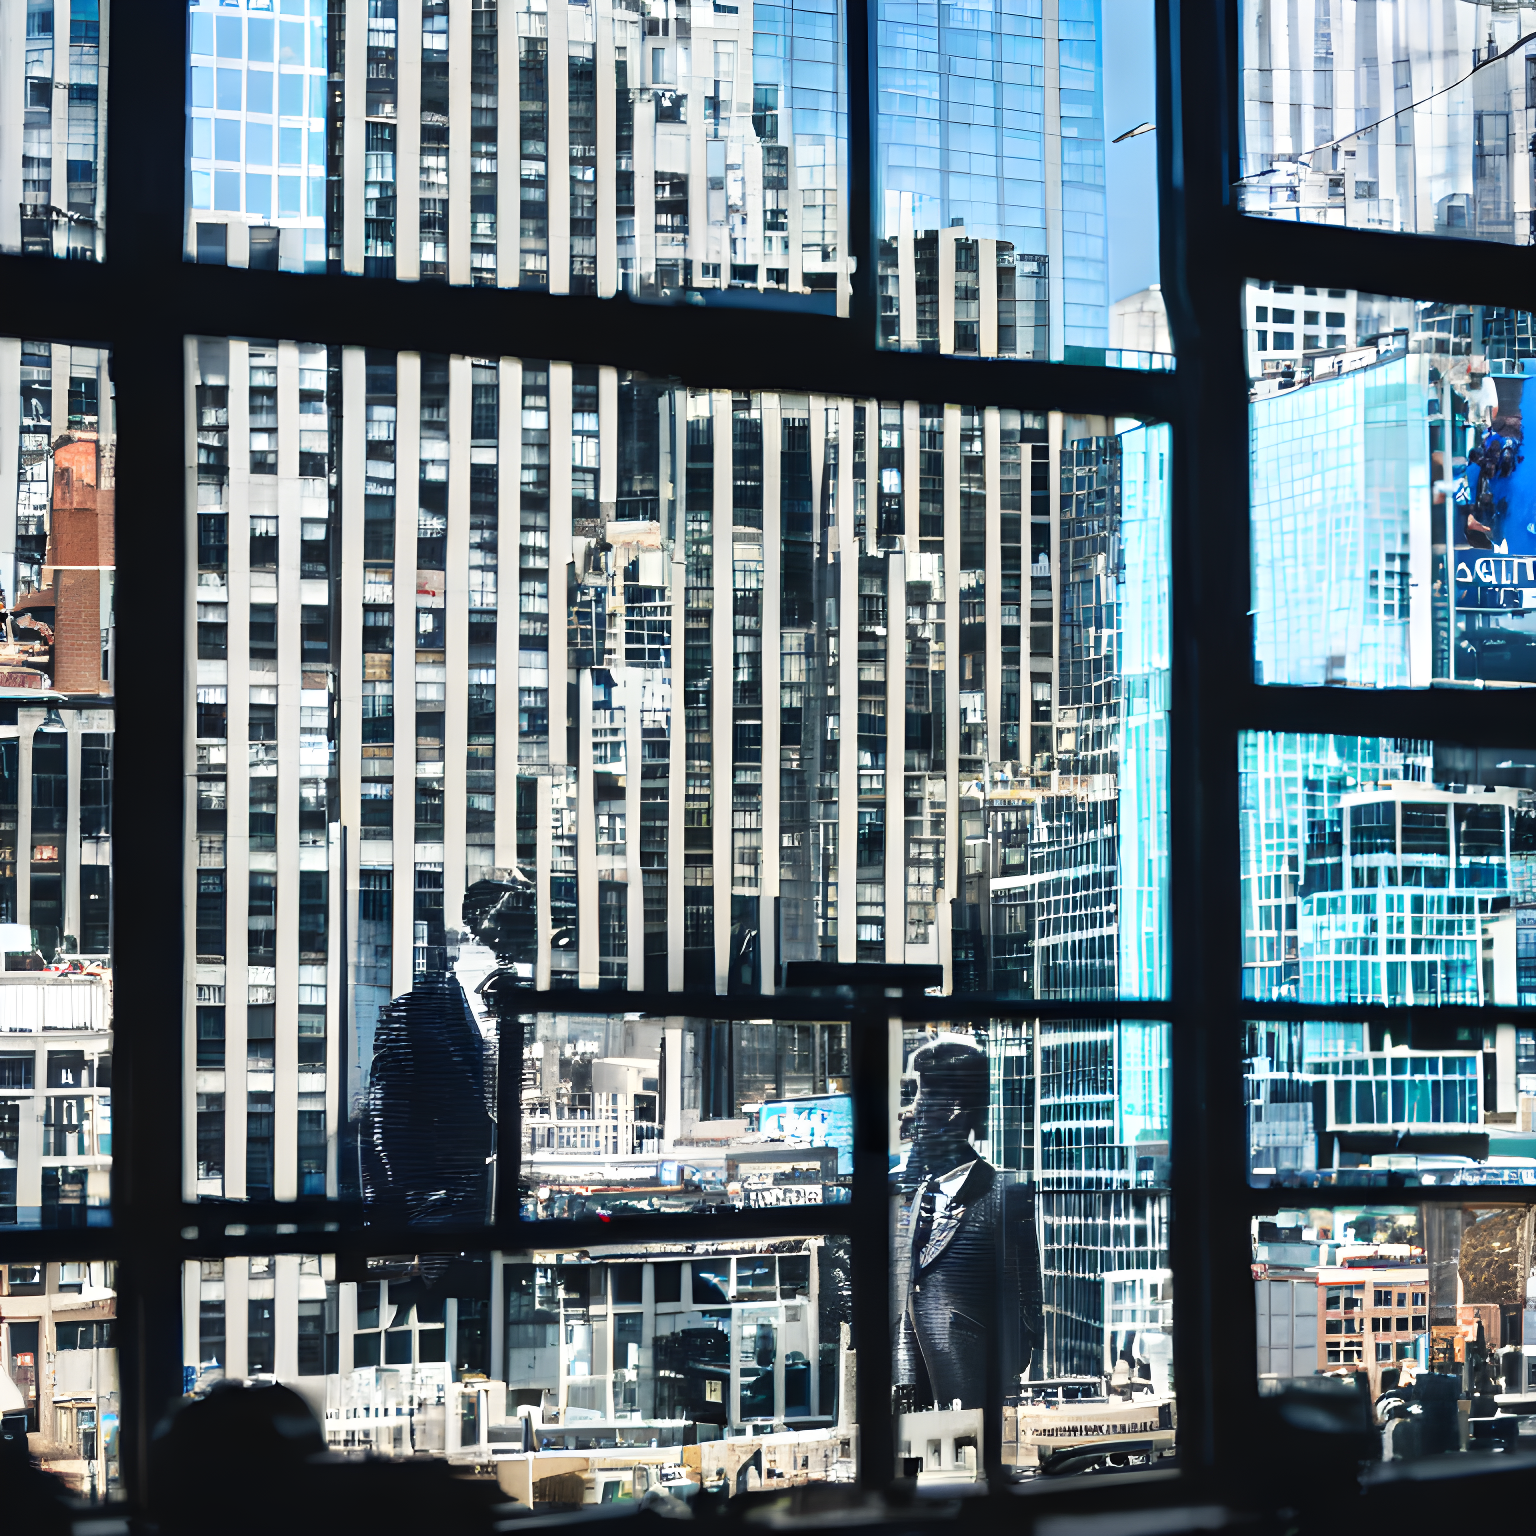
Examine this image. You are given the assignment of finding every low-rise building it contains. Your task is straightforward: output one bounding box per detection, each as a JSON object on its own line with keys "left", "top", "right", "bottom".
{"left": 0, "top": 1259, "right": 119, "bottom": 1498}
{"left": 1316, "top": 1262, "right": 1429, "bottom": 1394}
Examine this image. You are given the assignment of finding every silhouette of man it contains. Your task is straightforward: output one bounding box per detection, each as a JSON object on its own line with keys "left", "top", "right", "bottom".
{"left": 894, "top": 1034, "right": 1041, "bottom": 1411}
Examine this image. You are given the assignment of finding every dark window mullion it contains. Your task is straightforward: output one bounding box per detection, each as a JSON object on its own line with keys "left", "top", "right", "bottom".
{"left": 1242, "top": 683, "right": 1536, "bottom": 753}
{"left": 1161, "top": 0, "right": 1261, "bottom": 1486}
{"left": 1234, "top": 213, "right": 1531, "bottom": 316}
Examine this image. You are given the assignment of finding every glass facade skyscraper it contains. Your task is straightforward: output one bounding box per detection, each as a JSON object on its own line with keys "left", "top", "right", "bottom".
{"left": 876, "top": 0, "right": 1108, "bottom": 359}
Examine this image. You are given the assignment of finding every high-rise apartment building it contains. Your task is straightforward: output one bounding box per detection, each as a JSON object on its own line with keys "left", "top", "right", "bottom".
{"left": 1238, "top": 0, "right": 1536, "bottom": 244}
{"left": 0, "top": 0, "right": 109, "bottom": 259}
{"left": 0, "top": 339, "right": 115, "bottom": 1235}
{"left": 180, "top": 1, "right": 1162, "bottom": 360}
{"left": 183, "top": 0, "right": 851, "bottom": 306}
{"left": 182, "top": 336, "right": 1173, "bottom": 1411}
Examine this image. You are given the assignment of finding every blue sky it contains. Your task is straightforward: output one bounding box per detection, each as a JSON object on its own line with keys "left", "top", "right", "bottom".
{"left": 1101, "top": 0, "right": 1160, "bottom": 304}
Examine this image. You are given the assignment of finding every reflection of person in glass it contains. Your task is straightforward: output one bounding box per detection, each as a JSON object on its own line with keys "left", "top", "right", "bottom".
{"left": 894, "top": 1035, "right": 1041, "bottom": 1411}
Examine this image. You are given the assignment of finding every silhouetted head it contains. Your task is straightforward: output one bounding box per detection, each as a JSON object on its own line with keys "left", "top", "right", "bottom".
{"left": 149, "top": 1379, "right": 324, "bottom": 1534}
{"left": 908, "top": 1034, "right": 989, "bottom": 1169}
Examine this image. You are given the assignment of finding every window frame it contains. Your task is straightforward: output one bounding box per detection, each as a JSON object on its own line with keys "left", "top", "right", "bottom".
{"left": 0, "top": 0, "right": 1527, "bottom": 1513}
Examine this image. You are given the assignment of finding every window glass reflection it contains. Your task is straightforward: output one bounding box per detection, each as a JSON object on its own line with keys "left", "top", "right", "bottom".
{"left": 1247, "top": 1017, "right": 1536, "bottom": 1190}
{"left": 183, "top": 0, "right": 849, "bottom": 311}
{"left": 0, "top": 340, "right": 115, "bottom": 1231}
{"left": 1248, "top": 284, "right": 1534, "bottom": 689}
{"left": 1239, "top": 733, "right": 1535, "bottom": 1007}
{"left": 1254, "top": 1206, "right": 1536, "bottom": 1458}
{"left": 183, "top": 1242, "right": 856, "bottom": 1498}
{"left": 519, "top": 1012, "right": 850, "bottom": 1217}
{"left": 0, "top": 0, "right": 108, "bottom": 259}
{"left": 0, "top": 1259, "right": 121, "bottom": 1502}
{"left": 185, "top": 336, "right": 1172, "bottom": 1210}
{"left": 876, "top": 0, "right": 1166, "bottom": 367}
{"left": 892, "top": 1020, "right": 1173, "bottom": 1482}
{"left": 1238, "top": 0, "right": 1536, "bottom": 246}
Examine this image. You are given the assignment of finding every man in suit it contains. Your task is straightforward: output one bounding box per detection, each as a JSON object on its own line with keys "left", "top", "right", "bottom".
{"left": 893, "top": 1033, "right": 1042, "bottom": 1411}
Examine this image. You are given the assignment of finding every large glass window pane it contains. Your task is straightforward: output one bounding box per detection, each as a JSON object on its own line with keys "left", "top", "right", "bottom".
{"left": 182, "top": 0, "right": 850, "bottom": 312}
{"left": 1254, "top": 1206, "right": 1536, "bottom": 1455}
{"left": 1248, "top": 1016, "right": 1535, "bottom": 1190}
{"left": 1247, "top": 284, "right": 1534, "bottom": 688}
{"left": 1239, "top": 732, "right": 1535, "bottom": 1007}
{"left": 0, "top": 0, "right": 108, "bottom": 260}
{"left": 1238, "top": 0, "right": 1536, "bottom": 246}
{"left": 876, "top": 0, "right": 1166, "bottom": 368}
{"left": 519, "top": 1011, "right": 851, "bottom": 1217}
{"left": 892, "top": 1019, "right": 1173, "bottom": 1482}
{"left": 180, "top": 1242, "right": 856, "bottom": 1492}
{"left": 0, "top": 339, "right": 115, "bottom": 1231}
{"left": 0, "top": 1258, "right": 121, "bottom": 1502}
{"left": 185, "top": 334, "right": 1172, "bottom": 1220}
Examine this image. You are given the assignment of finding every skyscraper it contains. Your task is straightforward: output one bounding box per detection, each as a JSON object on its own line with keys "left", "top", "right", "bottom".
{"left": 876, "top": 0, "right": 1108, "bottom": 358}
{"left": 0, "top": 0, "right": 109, "bottom": 260}
{"left": 183, "top": 0, "right": 851, "bottom": 306}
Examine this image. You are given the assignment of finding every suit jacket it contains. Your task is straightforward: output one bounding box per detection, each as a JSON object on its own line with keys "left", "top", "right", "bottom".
{"left": 894, "top": 1158, "right": 1041, "bottom": 1410}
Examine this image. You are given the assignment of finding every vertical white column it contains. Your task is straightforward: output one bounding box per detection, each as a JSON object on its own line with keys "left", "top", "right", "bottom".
{"left": 979, "top": 240, "right": 999, "bottom": 358}
{"left": 633, "top": 93, "right": 655, "bottom": 286}
{"left": 624, "top": 670, "right": 643, "bottom": 990}
{"left": 221, "top": 341, "right": 249, "bottom": 1198}
{"left": 344, "top": 0, "right": 367, "bottom": 274}
{"left": 711, "top": 392, "right": 732, "bottom": 993}
{"left": 836, "top": 473, "right": 857, "bottom": 968}
{"left": 548, "top": 363, "right": 572, "bottom": 766}
{"left": 667, "top": 460, "right": 686, "bottom": 991}
{"left": 274, "top": 1254, "right": 300, "bottom": 1379}
{"left": 63, "top": 713, "right": 81, "bottom": 945}
{"left": 941, "top": 404, "right": 961, "bottom": 993}
{"left": 449, "top": 0, "right": 473, "bottom": 283}
{"left": 0, "top": 5, "right": 23, "bottom": 253}
{"left": 494, "top": 358, "right": 522, "bottom": 869}
{"left": 325, "top": 820, "right": 342, "bottom": 1196}
{"left": 398, "top": 0, "right": 424, "bottom": 282}
{"left": 489, "top": 1250, "right": 505, "bottom": 1384}
{"left": 595, "top": 6, "right": 618, "bottom": 296}
{"left": 497, "top": 0, "right": 519, "bottom": 286}
{"left": 274, "top": 340, "right": 304, "bottom": 1203}
{"left": 576, "top": 668, "right": 598, "bottom": 987}
{"left": 938, "top": 230, "right": 957, "bottom": 355}
{"left": 885, "top": 548, "right": 905, "bottom": 963}
{"left": 535, "top": 774, "right": 552, "bottom": 990}
{"left": 50, "top": 343, "right": 68, "bottom": 452}
{"left": 598, "top": 368, "right": 617, "bottom": 511}
{"left": 687, "top": 37, "right": 706, "bottom": 286}
{"left": 547, "top": 0, "right": 571, "bottom": 293}
{"left": 338, "top": 348, "right": 365, "bottom": 1111}
{"left": 444, "top": 356, "right": 472, "bottom": 925}
{"left": 182, "top": 341, "right": 204, "bottom": 1198}
{"left": 1047, "top": 410, "right": 1063, "bottom": 791}
{"left": 14, "top": 710, "right": 30, "bottom": 927}
{"left": 897, "top": 233, "right": 916, "bottom": 350}
{"left": 224, "top": 1261, "right": 250, "bottom": 1378}
{"left": 182, "top": 1262, "right": 202, "bottom": 1377}
{"left": 0, "top": 337, "right": 18, "bottom": 607}
{"left": 984, "top": 408, "right": 1002, "bottom": 763}
{"left": 759, "top": 394, "right": 781, "bottom": 994}
{"left": 392, "top": 354, "right": 422, "bottom": 997}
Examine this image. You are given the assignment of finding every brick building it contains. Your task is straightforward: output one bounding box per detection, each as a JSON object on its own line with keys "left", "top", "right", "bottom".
{"left": 46, "top": 431, "right": 114, "bottom": 697}
{"left": 1316, "top": 1263, "right": 1428, "bottom": 1394}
